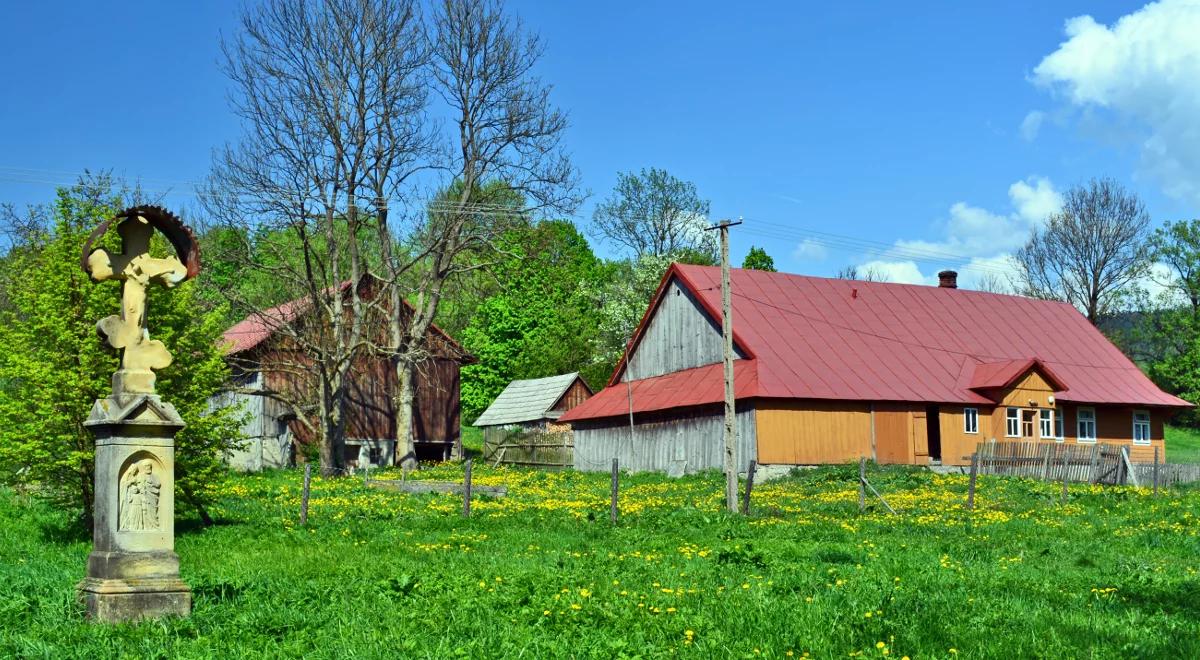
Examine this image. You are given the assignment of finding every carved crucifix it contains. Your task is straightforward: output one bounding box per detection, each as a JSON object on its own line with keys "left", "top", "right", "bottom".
{"left": 81, "top": 206, "right": 201, "bottom": 396}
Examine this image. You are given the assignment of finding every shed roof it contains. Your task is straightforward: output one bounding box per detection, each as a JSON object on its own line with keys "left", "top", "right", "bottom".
{"left": 562, "top": 264, "right": 1190, "bottom": 423}
{"left": 472, "top": 373, "right": 587, "bottom": 427}
{"left": 221, "top": 276, "right": 467, "bottom": 358}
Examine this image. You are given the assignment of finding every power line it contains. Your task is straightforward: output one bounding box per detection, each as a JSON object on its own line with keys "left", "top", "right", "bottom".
{"left": 0, "top": 164, "right": 1021, "bottom": 275}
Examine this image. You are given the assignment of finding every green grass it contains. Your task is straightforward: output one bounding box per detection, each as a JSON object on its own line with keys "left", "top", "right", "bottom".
{"left": 1166, "top": 424, "right": 1200, "bottom": 463}
{"left": 2, "top": 464, "right": 1199, "bottom": 658}
{"left": 461, "top": 425, "right": 484, "bottom": 458}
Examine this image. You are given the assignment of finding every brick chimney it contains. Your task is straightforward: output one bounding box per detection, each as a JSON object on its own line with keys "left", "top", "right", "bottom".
{"left": 937, "top": 270, "right": 958, "bottom": 289}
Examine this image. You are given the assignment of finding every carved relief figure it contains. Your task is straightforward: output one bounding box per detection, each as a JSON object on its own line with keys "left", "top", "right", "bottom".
{"left": 119, "top": 458, "right": 162, "bottom": 531}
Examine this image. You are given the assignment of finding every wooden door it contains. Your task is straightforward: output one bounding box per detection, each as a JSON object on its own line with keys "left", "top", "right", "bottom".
{"left": 912, "top": 410, "right": 929, "bottom": 460}
{"left": 1021, "top": 409, "right": 1036, "bottom": 439}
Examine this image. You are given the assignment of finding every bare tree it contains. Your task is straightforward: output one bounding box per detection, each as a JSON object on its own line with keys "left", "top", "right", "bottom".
{"left": 205, "top": 0, "right": 429, "bottom": 476}
{"left": 1014, "top": 178, "right": 1151, "bottom": 324}
{"left": 972, "top": 272, "right": 1012, "bottom": 294}
{"left": 384, "top": 0, "right": 580, "bottom": 469}
{"left": 592, "top": 167, "right": 714, "bottom": 259}
{"left": 835, "top": 265, "right": 888, "bottom": 282}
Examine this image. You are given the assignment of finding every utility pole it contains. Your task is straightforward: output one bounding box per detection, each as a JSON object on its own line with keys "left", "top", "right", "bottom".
{"left": 705, "top": 218, "right": 742, "bottom": 512}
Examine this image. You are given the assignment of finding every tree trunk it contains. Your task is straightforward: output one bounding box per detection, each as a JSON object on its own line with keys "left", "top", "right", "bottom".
{"left": 318, "top": 374, "right": 347, "bottom": 477}
{"left": 395, "top": 361, "right": 417, "bottom": 470}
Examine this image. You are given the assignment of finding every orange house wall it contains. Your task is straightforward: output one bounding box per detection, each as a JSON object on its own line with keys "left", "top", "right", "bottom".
{"left": 755, "top": 401, "right": 874, "bottom": 464}
{"left": 753, "top": 398, "right": 1172, "bottom": 467}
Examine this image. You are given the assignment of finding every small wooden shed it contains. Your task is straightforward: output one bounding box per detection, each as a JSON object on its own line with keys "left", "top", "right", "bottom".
{"left": 473, "top": 373, "right": 592, "bottom": 467}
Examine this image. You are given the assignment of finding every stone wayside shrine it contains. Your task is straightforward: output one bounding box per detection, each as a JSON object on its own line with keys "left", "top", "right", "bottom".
{"left": 76, "top": 205, "right": 201, "bottom": 622}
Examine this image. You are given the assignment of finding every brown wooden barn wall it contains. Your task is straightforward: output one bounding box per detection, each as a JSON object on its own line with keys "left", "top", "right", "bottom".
{"left": 551, "top": 379, "right": 593, "bottom": 414}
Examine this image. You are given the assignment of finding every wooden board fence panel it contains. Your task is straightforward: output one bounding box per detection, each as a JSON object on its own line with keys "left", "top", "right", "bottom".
{"left": 482, "top": 431, "right": 573, "bottom": 469}
{"left": 971, "top": 440, "right": 1200, "bottom": 486}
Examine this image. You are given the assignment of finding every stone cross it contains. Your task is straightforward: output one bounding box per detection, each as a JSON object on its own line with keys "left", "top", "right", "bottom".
{"left": 77, "top": 206, "right": 198, "bottom": 623}
{"left": 84, "top": 214, "right": 188, "bottom": 395}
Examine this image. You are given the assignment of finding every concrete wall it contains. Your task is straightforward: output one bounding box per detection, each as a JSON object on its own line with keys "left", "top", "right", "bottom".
{"left": 573, "top": 405, "right": 757, "bottom": 475}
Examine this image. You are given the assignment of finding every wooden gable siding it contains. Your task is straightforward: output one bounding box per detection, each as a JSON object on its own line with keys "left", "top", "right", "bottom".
{"left": 551, "top": 378, "right": 592, "bottom": 414}
{"left": 622, "top": 279, "right": 738, "bottom": 382}
{"left": 755, "top": 400, "right": 873, "bottom": 464}
{"left": 999, "top": 370, "right": 1055, "bottom": 408}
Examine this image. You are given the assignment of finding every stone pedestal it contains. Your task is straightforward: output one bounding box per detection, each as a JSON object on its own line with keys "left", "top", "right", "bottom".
{"left": 77, "top": 392, "right": 192, "bottom": 622}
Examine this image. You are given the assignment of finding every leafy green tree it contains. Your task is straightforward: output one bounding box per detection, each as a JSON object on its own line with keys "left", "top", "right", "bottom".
{"left": 1134, "top": 219, "right": 1200, "bottom": 425}
{"left": 459, "top": 220, "right": 605, "bottom": 420}
{"left": 0, "top": 177, "right": 244, "bottom": 526}
{"left": 742, "top": 246, "right": 776, "bottom": 271}
{"left": 592, "top": 168, "right": 715, "bottom": 260}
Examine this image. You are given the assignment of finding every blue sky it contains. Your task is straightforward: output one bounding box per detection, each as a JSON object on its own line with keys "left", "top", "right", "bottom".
{"left": 2, "top": 1, "right": 1197, "bottom": 286}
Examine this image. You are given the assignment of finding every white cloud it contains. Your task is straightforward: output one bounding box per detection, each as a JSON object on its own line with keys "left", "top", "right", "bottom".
{"left": 857, "top": 260, "right": 934, "bottom": 286}
{"left": 1020, "top": 111, "right": 1045, "bottom": 141}
{"left": 845, "top": 178, "right": 1061, "bottom": 290}
{"left": 1032, "top": 0, "right": 1200, "bottom": 203}
{"left": 1008, "top": 177, "right": 1062, "bottom": 223}
{"left": 891, "top": 176, "right": 1061, "bottom": 259}
{"left": 793, "top": 238, "right": 828, "bottom": 261}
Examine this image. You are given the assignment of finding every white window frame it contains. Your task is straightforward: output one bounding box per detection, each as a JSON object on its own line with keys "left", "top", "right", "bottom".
{"left": 1054, "top": 409, "right": 1064, "bottom": 442}
{"left": 1077, "top": 407, "right": 1097, "bottom": 444}
{"left": 1039, "top": 409, "right": 1053, "bottom": 439}
{"left": 1133, "top": 410, "right": 1151, "bottom": 446}
{"left": 963, "top": 407, "right": 979, "bottom": 434}
{"left": 1005, "top": 407, "right": 1020, "bottom": 438}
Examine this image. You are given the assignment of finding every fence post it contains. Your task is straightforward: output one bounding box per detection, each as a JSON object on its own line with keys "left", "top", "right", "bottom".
{"left": 742, "top": 460, "right": 757, "bottom": 515}
{"left": 300, "top": 463, "right": 311, "bottom": 527}
{"left": 610, "top": 458, "right": 619, "bottom": 524}
{"left": 463, "top": 458, "right": 473, "bottom": 518}
{"left": 1060, "top": 456, "right": 1069, "bottom": 504}
{"left": 966, "top": 452, "right": 978, "bottom": 511}
{"left": 858, "top": 457, "right": 866, "bottom": 513}
{"left": 1040, "top": 443, "right": 1053, "bottom": 481}
{"left": 1089, "top": 446, "right": 1100, "bottom": 484}
{"left": 1153, "top": 447, "right": 1160, "bottom": 496}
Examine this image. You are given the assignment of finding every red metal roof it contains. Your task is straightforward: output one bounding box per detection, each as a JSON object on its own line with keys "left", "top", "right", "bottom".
{"left": 562, "top": 264, "right": 1190, "bottom": 423}
{"left": 221, "top": 277, "right": 466, "bottom": 357}
{"left": 968, "top": 358, "right": 1067, "bottom": 393}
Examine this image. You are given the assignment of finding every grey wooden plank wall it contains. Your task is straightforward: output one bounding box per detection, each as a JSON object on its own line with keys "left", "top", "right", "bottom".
{"left": 573, "top": 409, "right": 757, "bottom": 476}
{"left": 622, "top": 279, "right": 743, "bottom": 381}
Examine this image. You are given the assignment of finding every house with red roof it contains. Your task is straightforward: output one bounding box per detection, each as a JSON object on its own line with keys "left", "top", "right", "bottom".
{"left": 560, "top": 264, "right": 1190, "bottom": 472}
{"left": 215, "top": 276, "right": 473, "bottom": 470}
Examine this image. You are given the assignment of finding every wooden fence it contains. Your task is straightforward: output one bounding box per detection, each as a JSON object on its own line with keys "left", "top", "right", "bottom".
{"left": 481, "top": 430, "right": 573, "bottom": 469}
{"left": 973, "top": 440, "right": 1200, "bottom": 487}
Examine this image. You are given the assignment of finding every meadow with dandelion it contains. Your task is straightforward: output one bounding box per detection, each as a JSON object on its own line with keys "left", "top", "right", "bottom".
{"left": 2, "top": 462, "right": 1198, "bottom": 658}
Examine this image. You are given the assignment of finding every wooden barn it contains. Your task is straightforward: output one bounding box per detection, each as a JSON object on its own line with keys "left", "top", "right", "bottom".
{"left": 560, "top": 264, "right": 1191, "bottom": 474}
{"left": 473, "top": 372, "right": 593, "bottom": 442}
{"left": 215, "top": 276, "right": 473, "bottom": 470}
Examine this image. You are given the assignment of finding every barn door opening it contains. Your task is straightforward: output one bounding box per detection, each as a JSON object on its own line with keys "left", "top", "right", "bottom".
{"left": 925, "top": 405, "right": 942, "bottom": 463}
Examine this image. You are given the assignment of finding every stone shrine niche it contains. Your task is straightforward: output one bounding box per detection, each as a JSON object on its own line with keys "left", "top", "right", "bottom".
{"left": 118, "top": 452, "right": 165, "bottom": 532}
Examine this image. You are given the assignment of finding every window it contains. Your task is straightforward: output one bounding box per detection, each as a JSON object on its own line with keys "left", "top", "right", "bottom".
{"left": 1077, "top": 407, "right": 1097, "bottom": 443}
{"left": 1133, "top": 410, "right": 1151, "bottom": 446}
{"left": 1055, "top": 409, "right": 1064, "bottom": 441}
{"left": 964, "top": 408, "right": 979, "bottom": 434}
{"left": 1006, "top": 407, "right": 1020, "bottom": 437}
{"left": 1039, "top": 409, "right": 1053, "bottom": 439}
